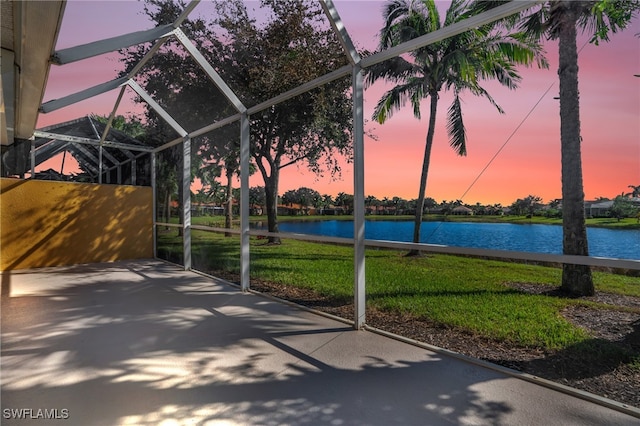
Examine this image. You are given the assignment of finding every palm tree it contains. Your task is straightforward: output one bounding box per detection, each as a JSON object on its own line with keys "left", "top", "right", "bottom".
{"left": 515, "top": 0, "right": 640, "bottom": 296}
{"left": 366, "top": 0, "right": 546, "bottom": 255}
{"left": 626, "top": 184, "right": 640, "bottom": 198}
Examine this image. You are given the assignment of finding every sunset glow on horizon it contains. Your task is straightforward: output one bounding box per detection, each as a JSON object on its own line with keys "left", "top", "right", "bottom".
{"left": 37, "top": 1, "right": 640, "bottom": 206}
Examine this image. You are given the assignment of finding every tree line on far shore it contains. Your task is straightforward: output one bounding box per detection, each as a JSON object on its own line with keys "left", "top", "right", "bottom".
{"left": 192, "top": 184, "right": 640, "bottom": 221}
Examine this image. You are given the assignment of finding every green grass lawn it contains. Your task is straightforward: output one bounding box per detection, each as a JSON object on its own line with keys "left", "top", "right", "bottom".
{"left": 158, "top": 229, "right": 640, "bottom": 352}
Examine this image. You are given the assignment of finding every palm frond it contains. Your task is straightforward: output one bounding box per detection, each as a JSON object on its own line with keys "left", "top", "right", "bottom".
{"left": 422, "top": 0, "right": 441, "bottom": 31}
{"left": 364, "top": 56, "right": 416, "bottom": 87}
{"left": 469, "top": 83, "right": 504, "bottom": 115}
{"left": 582, "top": 0, "right": 640, "bottom": 44}
{"left": 446, "top": 93, "right": 466, "bottom": 156}
{"left": 372, "top": 81, "right": 425, "bottom": 123}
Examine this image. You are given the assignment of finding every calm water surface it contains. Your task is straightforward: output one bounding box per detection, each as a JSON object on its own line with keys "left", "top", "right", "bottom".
{"left": 257, "top": 220, "right": 639, "bottom": 260}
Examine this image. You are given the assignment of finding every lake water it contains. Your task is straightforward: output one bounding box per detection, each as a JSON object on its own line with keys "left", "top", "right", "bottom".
{"left": 255, "top": 220, "right": 640, "bottom": 260}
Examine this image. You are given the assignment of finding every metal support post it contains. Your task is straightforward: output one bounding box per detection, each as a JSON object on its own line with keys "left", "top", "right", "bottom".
{"left": 240, "top": 113, "right": 251, "bottom": 291}
{"left": 353, "top": 66, "right": 366, "bottom": 329}
{"left": 182, "top": 137, "right": 191, "bottom": 270}
{"left": 98, "top": 146, "right": 103, "bottom": 184}
{"left": 151, "top": 152, "right": 157, "bottom": 258}
{"left": 30, "top": 140, "right": 35, "bottom": 178}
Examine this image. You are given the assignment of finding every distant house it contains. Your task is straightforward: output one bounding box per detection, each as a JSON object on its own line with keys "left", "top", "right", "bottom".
{"left": 319, "top": 205, "right": 346, "bottom": 215}
{"left": 451, "top": 205, "right": 473, "bottom": 215}
{"left": 191, "top": 202, "right": 225, "bottom": 216}
{"left": 587, "top": 200, "right": 614, "bottom": 218}
{"left": 277, "top": 203, "right": 317, "bottom": 216}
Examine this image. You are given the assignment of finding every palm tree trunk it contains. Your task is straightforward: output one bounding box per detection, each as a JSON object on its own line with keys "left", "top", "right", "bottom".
{"left": 224, "top": 167, "right": 233, "bottom": 238}
{"left": 558, "top": 2, "right": 594, "bottom": 296}
{"left": 264, "top": 168, "right": 281, "bottom": 244}
{"left": 409, "top": 93, "right": 439, "bottom": 256}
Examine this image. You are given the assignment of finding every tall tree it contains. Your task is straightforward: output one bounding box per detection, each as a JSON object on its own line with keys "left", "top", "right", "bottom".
{"left": 211, "top": 0, "right": 352, "bottom": 243}
{"left": 121, "top": 0, "right": 248, "bottom": 236}
{"left": 515, "top": 0, "right": 640, "bottom": 296}
{"left": 366, "top": 0, "right": 547, "bottom": 255}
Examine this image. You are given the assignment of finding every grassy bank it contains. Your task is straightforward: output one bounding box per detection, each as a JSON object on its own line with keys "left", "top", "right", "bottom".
{"left": 158, "top": 229, "right": 640, "bottom": 353}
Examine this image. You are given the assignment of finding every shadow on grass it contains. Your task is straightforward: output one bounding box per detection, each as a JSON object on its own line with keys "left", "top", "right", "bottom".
{"left": 494, "top": 320, "right": 640, "bottom": 382}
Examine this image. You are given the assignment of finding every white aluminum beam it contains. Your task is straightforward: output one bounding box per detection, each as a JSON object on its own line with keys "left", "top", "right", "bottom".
{"left": 87, "top": 115, "right": 121, "bottom": 177}
{"left": 153, "top": 113, "right": 242, "bottom": 153}
{"left": 39, "top": 33, "right": 172, "bottom": 115}
{"left": 68, "top": 143, "right": 100, "bottom": 174}
{"left": 123, "top": 0, "right": 199, "bottom": 78}
{"left": 320, "top": 0, "right": 360, "bottom": 66}
{"left": 154, "top": 135, "right": 185, "bottom": 153}
{"left": 189, "top": 113, "right": 242, "bottom": 139}
{"left": 172, "top": 0, "right": 201, "bottom": 29}
{"left": 361, "top": 0, "right": 543, "bottom": 69}
{"left": 40, "top": 0, "right": 200, "bottom": 115}
{"left": 126, "top": 79, "right": 188, "bottom": 137}
{"left": 51, "top": 25, "right": 174, "bottom": 65}
{"left": 95, "top": 146, "right": 118, "bottom": 166}
{"left": 352, "top": 66, "right": 366, "bottom": 329}
{"left": 34, "top": 144, "right": 68, "bottom": 165}
{"left": 119, "top": 149, "right": 135, "bottom": 159}
{"left": 240, "top": 113, "right": 250, "bottom": 291}
{"left": 173, "top": 28, "right": 246, "bottom": 113}
{"left": 33, "top": 130, "right": 153, "bottom": 152}
{"left": 34, "top": 139, "right": 69, "bottom": 154}
{"left": 240, "top": 230, "right": 640, "bottom": 271}
{"left": 39, "top": 77, "right": 129, "bottom": 113}
{"left": 99, "top": 86, "right": 127, "bottom": 145}
{"left": 247, "top": 64, "right": 351, "bottom": 116}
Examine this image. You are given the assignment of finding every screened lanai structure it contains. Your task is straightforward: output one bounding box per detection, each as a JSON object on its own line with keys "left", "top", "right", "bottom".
{"left": 2, "top": 0, "right": 640, "bottom": 422}
{"left": 3, "top": 0, "right": 638, "bottom": 319}
{"left": 3, "top": 115, "right": 153, "bottom": 184}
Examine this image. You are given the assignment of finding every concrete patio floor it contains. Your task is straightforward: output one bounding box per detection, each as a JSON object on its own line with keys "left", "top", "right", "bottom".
{"left": 1, "top": 260, "right": 639, "bottom": 425}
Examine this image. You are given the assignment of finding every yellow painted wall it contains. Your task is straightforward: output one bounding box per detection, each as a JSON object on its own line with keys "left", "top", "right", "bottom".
{"left": 0, "top": 178, "right": 153, "bottom": 270}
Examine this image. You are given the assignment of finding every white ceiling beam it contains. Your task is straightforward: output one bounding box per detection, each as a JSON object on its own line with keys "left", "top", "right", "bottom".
{"left": 51, "top": 25, "right": 174, "bottom": 65}
{"left": 320, "top": 0, "right": 360, "bottom": 66}
{"left": 37, "top": 0, "right": 201, "bottom": 115}
{"left": 173, "top": 28, "right": 246, "bottom": 113}
{"left": 126, "top": 79, "right": 188, "bottom": 138}
{"left": 39, "top": 76, "right": 128, "bottom": 113}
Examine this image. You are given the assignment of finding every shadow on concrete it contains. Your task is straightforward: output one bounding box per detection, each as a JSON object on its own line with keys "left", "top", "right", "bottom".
{"left": 1, "top": 261, "right": 634, "bottom": 425}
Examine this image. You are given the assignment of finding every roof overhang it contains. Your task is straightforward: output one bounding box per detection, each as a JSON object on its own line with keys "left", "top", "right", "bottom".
{"left": 1, "top": 0, "right": 65, "bottom": 146}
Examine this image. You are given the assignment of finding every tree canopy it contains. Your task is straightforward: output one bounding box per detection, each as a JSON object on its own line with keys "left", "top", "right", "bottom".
{"left": 209, "top": 0, "right": 353, "bottom": 242}
{"left": 121, "top": 0, "right": 353, "bottom": 243}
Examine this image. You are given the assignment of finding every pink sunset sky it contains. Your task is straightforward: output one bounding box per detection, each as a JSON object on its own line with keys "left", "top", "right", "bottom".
{"left": 37, "top": 0, "right": 640, "bottom": 206}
